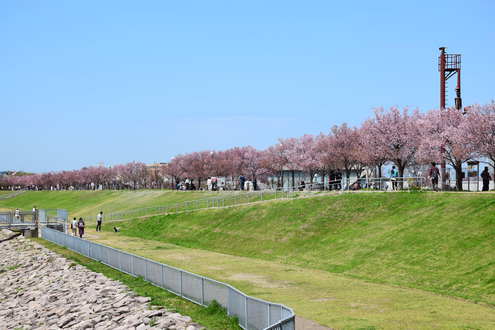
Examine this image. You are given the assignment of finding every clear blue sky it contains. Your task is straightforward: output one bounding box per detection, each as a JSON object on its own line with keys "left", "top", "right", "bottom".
{"left": 1, "top": 1, "right": 494, "bottom": 172}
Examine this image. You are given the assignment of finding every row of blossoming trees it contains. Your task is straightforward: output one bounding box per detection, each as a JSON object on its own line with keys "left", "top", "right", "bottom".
{"left": 2, "top": 104, "right": 494, "bottom": 191}
{"left": 0, "top": 162, "right": 153, "bottom": 191}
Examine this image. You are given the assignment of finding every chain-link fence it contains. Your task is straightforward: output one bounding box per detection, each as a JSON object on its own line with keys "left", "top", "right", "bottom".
{"left": 41, "top": 227, "right": 295, "bottom": 330}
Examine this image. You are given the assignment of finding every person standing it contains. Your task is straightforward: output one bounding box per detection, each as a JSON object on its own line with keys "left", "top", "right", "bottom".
{"left": 239, "top": 175, "right": 246, "bottom": 190}
{"left": 32, "top": 206, "right": 37, "bottom": 223}
{"left": 14, "top": 208, "right": 21, "bottom": 222}
{"left": 481, "top": 166, "right": 492, "bottom": 191}
{"left": 77, "top": 217, "right": 85, "bottom": 238}
{"left": 96, "top": 211, "right": 103, "bottom": 232}
{"left": 427, "top": 162, "right": 440, "bottom": 191}
{"left": 71, "top": 217, "right": 78, "bottom": 236}
{"left": 390, "top": 166, "right": 399, "bottom": 190}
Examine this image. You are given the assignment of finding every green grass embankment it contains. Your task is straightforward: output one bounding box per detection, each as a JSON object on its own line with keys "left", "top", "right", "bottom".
{"left": 0, "top": 190, "right": 226, "bottom": 219}
{"left": 109, "top": 192, "right": 495, "bottom": 306}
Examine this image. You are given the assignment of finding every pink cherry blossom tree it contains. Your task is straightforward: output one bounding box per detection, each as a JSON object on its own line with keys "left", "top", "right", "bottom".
{"left": 324, "top": 123, "right": 363, "bottom": 180}
{"left": 288, "top": 135, "right": 321, "bottom": 184}
{"left": 360, "top": 119, "right": 389, "bottom": 177}
{"left": 367, "top": 107, "right": 422, "bottom": 178}
{"left": 418, "top": 108, "right": 476, "bottom": 190}
{"left": 264, "top": 140, "right": 292, "bottom": 188}
{"left": 465, "top": 103, "right": 495, "bottom": 171}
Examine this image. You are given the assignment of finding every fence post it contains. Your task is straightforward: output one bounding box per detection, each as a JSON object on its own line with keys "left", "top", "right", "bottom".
{"left": 180, "top": 270, "right": 183, "bottom": 297}
{"left": 201, "top": 277, "right": 205, "bottom": 305}
{"left": 245, "top": 296, "right": 248, "bottom": 329}
{"left": 131, "top": 255, "right": 134, "bottom": 275}
{"left": 161, "top": 264, "right": 165, "bottom": 288}
{"left": 267, "top": 304, "right": 271, "bottom": 328}
{"left": 145, "top": 259, "right": 148, "bottom": 281}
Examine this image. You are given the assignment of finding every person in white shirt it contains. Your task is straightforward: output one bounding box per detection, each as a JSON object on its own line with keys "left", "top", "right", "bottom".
{"left": 96, "top": 211, "right": 103, "bottom": 232}
{"left": 71, "top": 217, "right": 78, "bottom": 236}
{"left": 14, "top": 208, "right": 21, "bottom": 222}
{"left": 32, "top": 206, "right": 37, "bottom": 223}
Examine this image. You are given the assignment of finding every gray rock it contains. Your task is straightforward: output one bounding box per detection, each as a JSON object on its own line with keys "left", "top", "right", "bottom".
{"left": 58, "top": 315, "right": 75, "bottom": 328}
{"left": 0, "top": 236, "right": 202, "bottom": 330}
{"left": 136, "top": 296, "right": 151, "bottom": 303}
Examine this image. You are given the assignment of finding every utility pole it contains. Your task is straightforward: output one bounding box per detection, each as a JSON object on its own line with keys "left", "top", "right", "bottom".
{"left": 438, "top": 47, "right": 462, "bottom": 189}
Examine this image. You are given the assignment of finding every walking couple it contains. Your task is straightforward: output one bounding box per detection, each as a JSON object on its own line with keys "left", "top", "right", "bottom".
{"left": 70, "top": 211, "right": 103, "bottom": 238}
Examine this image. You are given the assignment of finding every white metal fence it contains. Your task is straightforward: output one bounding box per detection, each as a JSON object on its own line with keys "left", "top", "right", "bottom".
{"left": 41, "top": 227, "right": 295, "bottom": 330}
{"left": 0, "top": 190, "right": 25, "bottom": 200}
{"left": 0, "top": 208, "right": 68, "bottom": 231}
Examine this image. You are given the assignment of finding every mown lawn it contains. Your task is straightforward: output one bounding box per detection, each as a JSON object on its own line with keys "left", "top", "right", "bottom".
{"left": 89, "top": 230, "right": 495, "bottom": 330}
{"left": 109, "top": 192, "right": 495, "bottom": 307}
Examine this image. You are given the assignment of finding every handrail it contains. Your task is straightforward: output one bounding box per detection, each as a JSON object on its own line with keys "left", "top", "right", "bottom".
{"left": 0, "top": 190, "right": 25, "bottom": 200}
{"left": 41, "top": 227, "right": 295, "bottom": 330}
{"left": 82, "top": 177, "right": 430, "bottom": 222}
{"left": 83, "top": 189, "right": 302, "bottom": 222}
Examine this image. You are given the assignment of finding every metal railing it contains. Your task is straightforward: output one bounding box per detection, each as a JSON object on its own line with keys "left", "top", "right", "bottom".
{"left": 0, "top": 190, "right": 25, "bottom": 200}
{"left": 0, "top": 208, "right": 68, "bottom": 231}
{"left": 85, "top": 190, "right": 304, "bottom": 222}
{"left": 83, "top": 177, "right": 432, "bottom": 222}
{"left": 41, "top": 227, "right": 295, "bottom": 330}
{"left": 346, "top": 176, "right": 428, "bottom": 191}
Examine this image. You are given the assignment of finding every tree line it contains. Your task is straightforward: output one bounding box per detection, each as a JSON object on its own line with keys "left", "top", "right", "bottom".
{"left": 2, "top": 104, "right": 494, "bottom": 191}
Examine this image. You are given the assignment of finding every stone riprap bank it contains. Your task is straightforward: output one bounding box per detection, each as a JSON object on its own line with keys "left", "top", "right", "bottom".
{"left": 0, "top": 230, "right": 203, "bottom": 330}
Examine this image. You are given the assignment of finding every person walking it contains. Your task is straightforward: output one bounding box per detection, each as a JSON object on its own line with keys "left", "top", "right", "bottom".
{"left": 71, "top": 217, "right": 78, "bottom": 236}
{"left": 96, "top": 211, "right": 103, "bottom": 232}
{"left": 390, "top": 166, "right": 399, "bottom": 190}
{"left": 77, "top": 217, "right": 85, "bottom": 238}
{"left": 427, "top": 162, "right": 440, "bottom": 191}
{"left": 481, "top": 166, "right": 492, "bottom": 191}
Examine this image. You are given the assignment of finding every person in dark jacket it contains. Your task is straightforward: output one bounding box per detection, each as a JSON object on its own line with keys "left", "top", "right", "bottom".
{"left": 427, "top": 162, "right": 441, "bottom": 191}
{"left": 481, "top": 166, "right": 492, "bottom": 191}
{"left": 77, "top": 217, "right": 85, "bottom": 238}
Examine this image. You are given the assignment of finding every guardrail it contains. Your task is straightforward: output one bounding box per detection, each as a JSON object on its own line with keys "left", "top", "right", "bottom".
{"left": 0, "top": 190, "right": 25, "bottom": 200}
{"left": 41, "top": 227, "right": 295, "bottom": 330}
{"left": 84, "top": 177, "right": 431, "bottom": 222}
{"left": 85, "top": 190, "right": 304, "bottom": 222}
{"left": 0, "top": 209, "right": 68, "bottom": 232}
{"left": 346, "top": 176, "right": 428, "bottom": 191}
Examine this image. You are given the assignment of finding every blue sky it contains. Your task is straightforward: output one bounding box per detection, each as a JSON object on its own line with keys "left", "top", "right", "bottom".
{"left": 1, "top": 1, "right": 494, "bottom": 172}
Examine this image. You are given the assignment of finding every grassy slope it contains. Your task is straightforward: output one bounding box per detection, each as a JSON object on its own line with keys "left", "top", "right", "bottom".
{"left": 111, "top": 192, "right": 495, "bottom": 306}
{"left": 90, "top": 231, "right": 495, "bottom": 329}
{"left": 0, "top": 190, "right": 224, "bottom": 219}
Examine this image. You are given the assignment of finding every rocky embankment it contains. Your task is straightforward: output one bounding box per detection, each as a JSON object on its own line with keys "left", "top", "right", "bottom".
{"left": 0, "top": 230, "right": 203, "bottom": 330}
